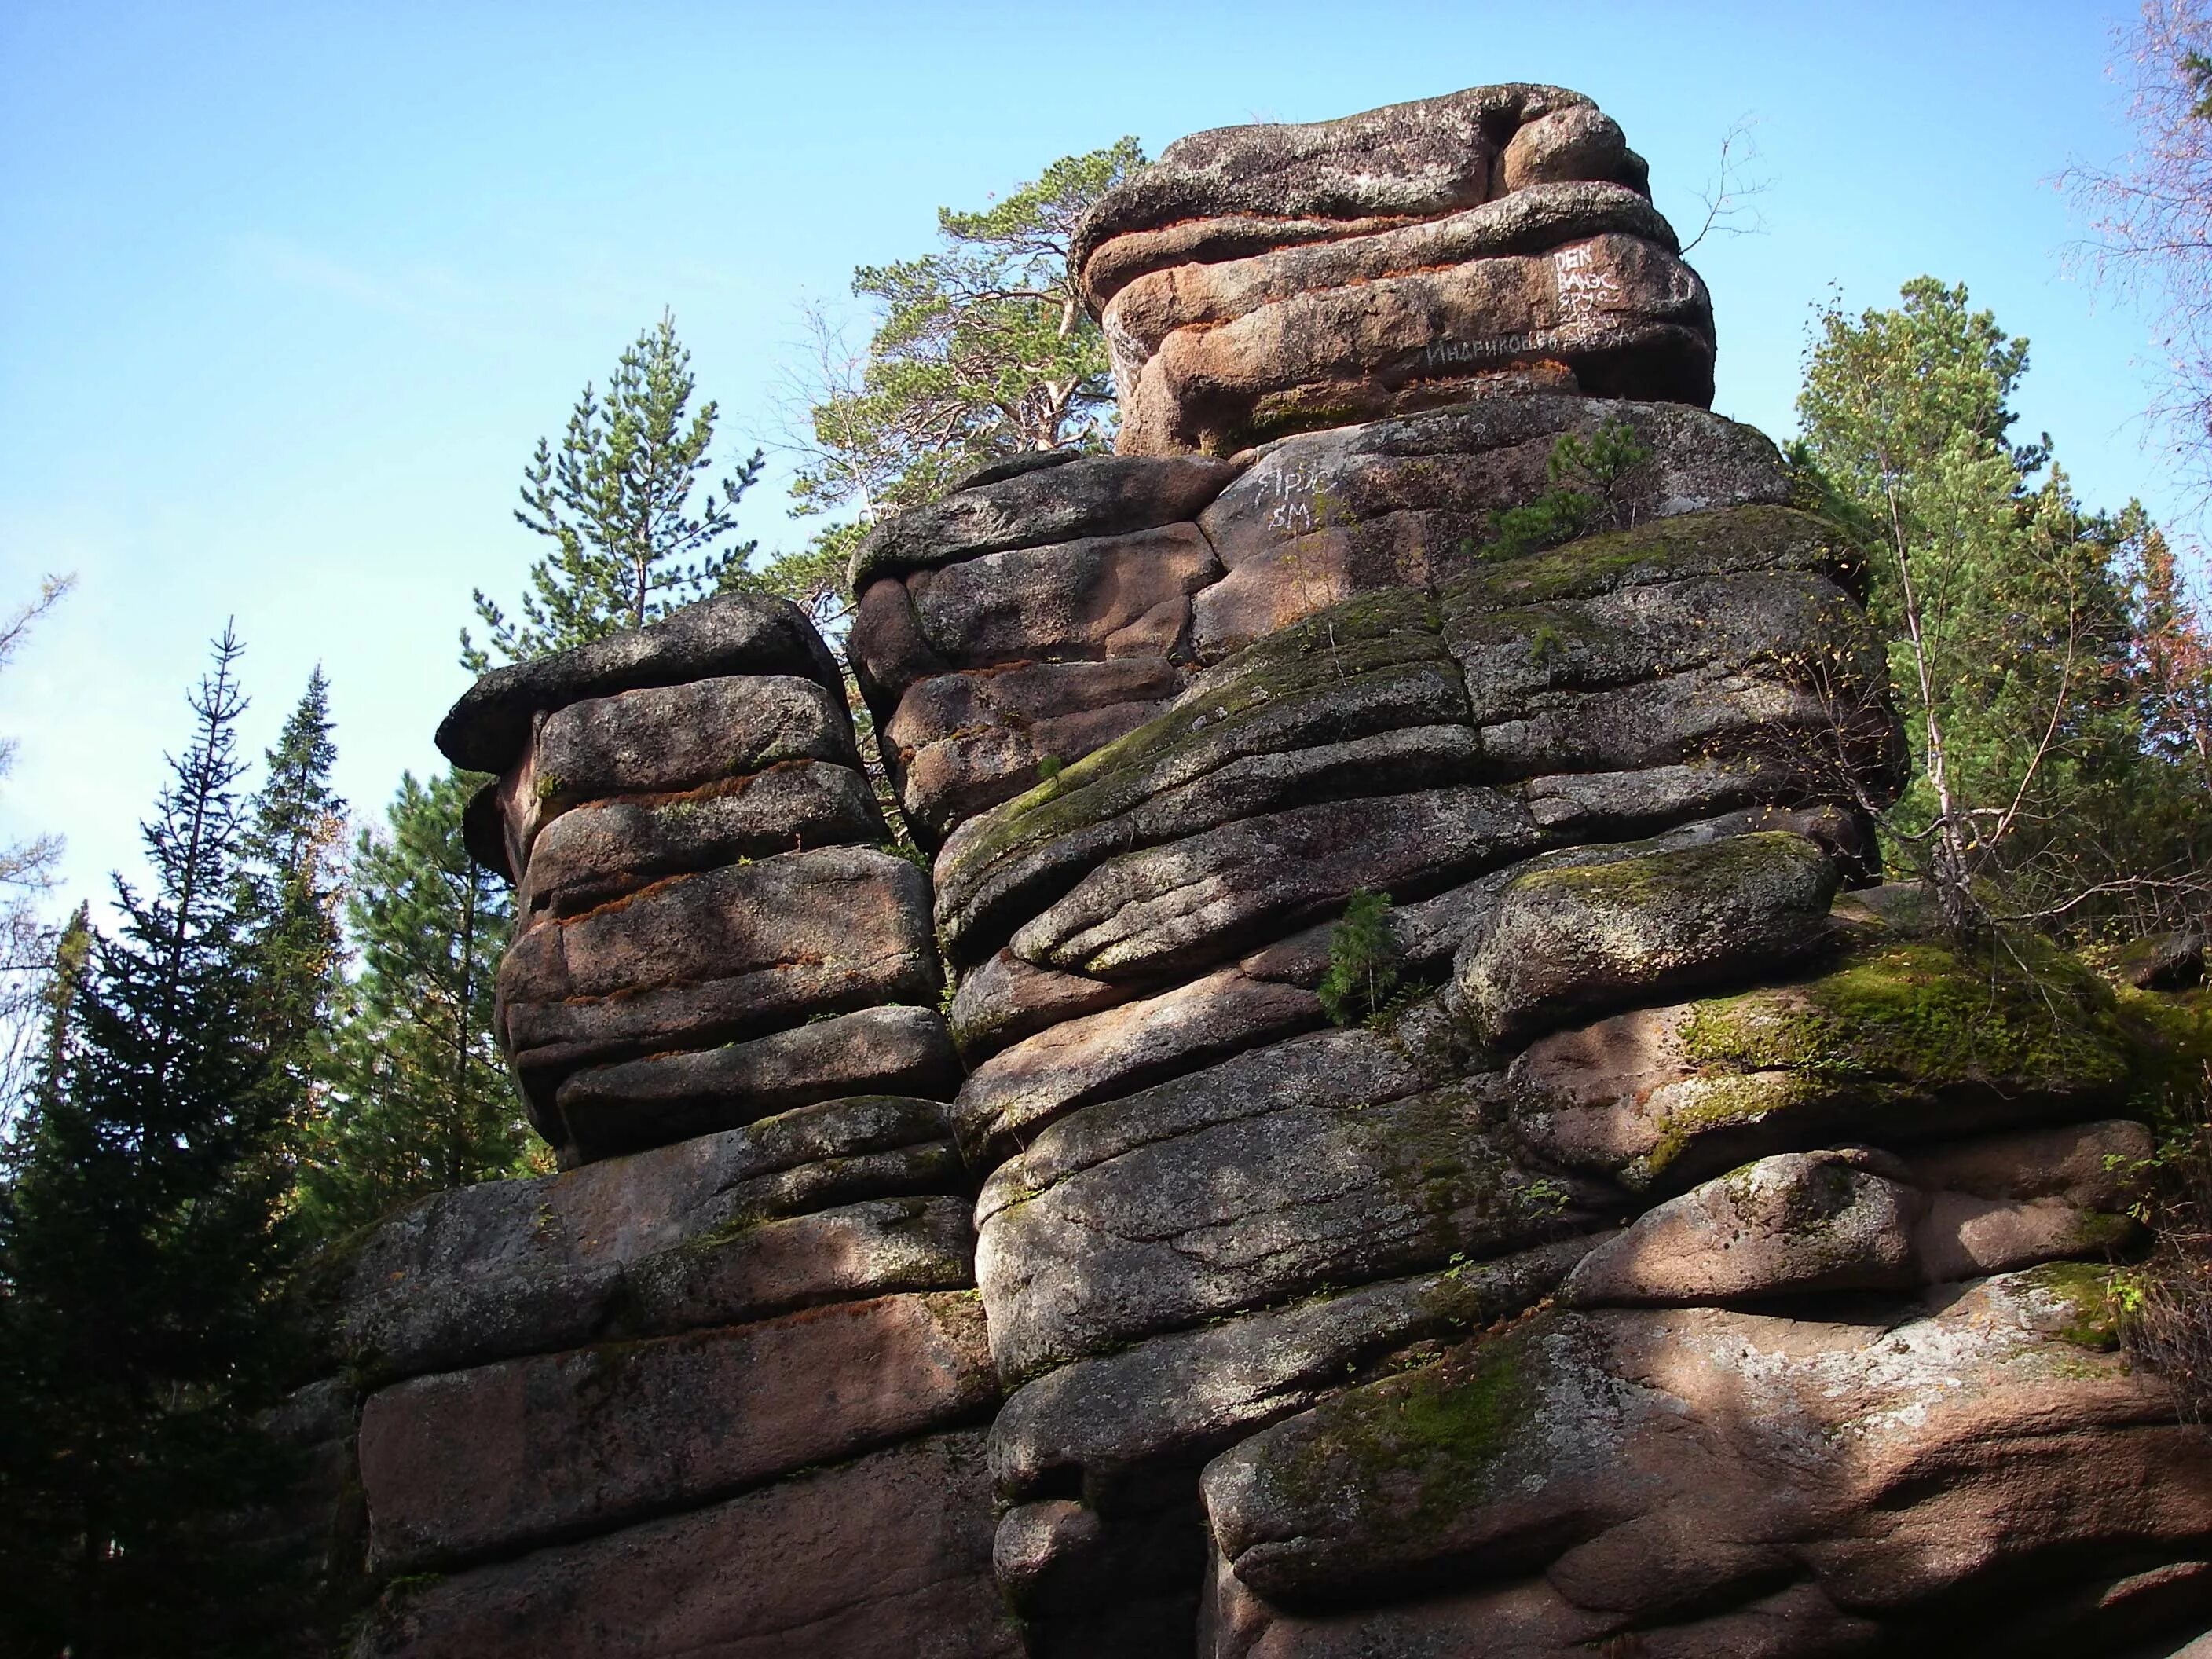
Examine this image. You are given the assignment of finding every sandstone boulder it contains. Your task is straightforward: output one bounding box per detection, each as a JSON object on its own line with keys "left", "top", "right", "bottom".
{"left": 437, "top": 592, "right": 843, "bottom": 775}
{"left": 345, "top": 1086, "right": 967, "bottom": 1381}
{"left": 553, "top": 1005, "right": 962, "bottom": 1160}
{"left": 360, "top": 1291, "right": 995, "bottom": 1572}
{"left": 1455, "top": 830, "right": 1840, "bottom": 1044}
{"left": 976, "top": 1067, "right": 1610, "bottom": 1382}
{"left": 518, "top": 760, "right": 884, "bottom": 921}
{"left": 1202, "top": 1277, "right": 2212, "bottom": 1652}
{"left": 848, "top": 453, "right": 1240, "bottom": 591}
{"left": 954, "top": 968, "right": 1326, "bottom": 1167}
{"left": 496, "top": 847, "right": 938, "bottom": 1101}
{"left": 989, "top": 1236, "right": 1595, "bottom": 1508}
{"left": 1507, "top": 925, "right": 2143, "bottom": 1192}
{"left": 352, "top": 1432, "right": 1020, "bottom": 1659}
{"left": 1190, "top": 397, "right": 1790, "bottom": 657}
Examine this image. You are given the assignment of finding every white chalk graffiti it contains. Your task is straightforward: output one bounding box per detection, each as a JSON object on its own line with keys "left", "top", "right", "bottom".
{"left": 1553, "top": 244, "right": 1621, "bottom": 327}
{"left": 1262, "top": 463, "right": 1321, "bottom": 532}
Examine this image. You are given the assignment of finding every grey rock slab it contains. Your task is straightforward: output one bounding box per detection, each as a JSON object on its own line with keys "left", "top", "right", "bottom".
{"left": 1012, "top": 785, "right": 1541, "bottom": 982}
{"left": 351, "top": 1431, "right": 1020, "bottom": 1659}
{"left": 976, "top": 1072, "right": 1611, "bottom": 1382}
{"left": 347, "top": 1190, "right": 974, "bottom": 1387}
{"left": 1448, "top": 570, "right": 1873, "bottom": 729}
{"left": 617, "top": 1196, "right": 978, "bottom": 1352}
{"left": 1455, "top": 830, "right": 1840, "bottom": 1045}
{"left": 1071, "top": 84, "right": 1602, "bottom": 303}
{"left": 848, "top": 454, "right": 1240, "bottom": 590}
{"left": 947, "top": 949, "right": 1142, "bottom": 1066}
{"left": 530, "top": 673, "right": 855, "bottom": 819}
{"left": 517, "top": 760, "right": 884, "bottom": 922}
{"left": 438, "top": 591, "right": 842, "bottom": 775}
{"left": 934, "top": 590, "right": 1470, "bottom": 961}
{"left": 553, "top": 1005, "right": 962, "bottom": 1161}
{"left": 906, "top": 522, "right": 1220, "bottom": 666}
{"left": 1238, "top": 806, "right": 1867, "bottom": 990}
{"left": 360, "top": 1291, "right": 997, "bottom": 1574}
{"left": 954, "top": 967, "right": 1327, "bottom": 1169}
{"left": 976, "top": 1027, "right": 1441, "bottom": 1227}
{"left": 1437, "top": 503, "right": 1863, "bottom": 618}
{"left": 497, "top": 846, "right": 939, "bottom": 1095}
{"left": 989, "top": 1236, "right": 1595, "bottom": 1506}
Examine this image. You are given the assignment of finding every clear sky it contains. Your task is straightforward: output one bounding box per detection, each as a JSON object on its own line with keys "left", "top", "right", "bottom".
{"left": 0, "top": 0, "right": 2190, "bottom": 912}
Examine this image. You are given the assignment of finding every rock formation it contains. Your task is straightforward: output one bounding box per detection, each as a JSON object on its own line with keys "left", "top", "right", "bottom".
{"left": 289, "top": 84, "right": 2212, "bottom": 1659}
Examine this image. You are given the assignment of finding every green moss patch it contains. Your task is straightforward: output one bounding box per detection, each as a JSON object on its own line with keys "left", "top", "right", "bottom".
{"left": 1273, "top": 1320, "right": 1540, "bottom": 1531}
{"left": 1437, "top": 504, "right": 1848, "bottom": 618}
{"left": 2018, "top": 1261, "right": 2125, "bottom": 1351}
{"left": 1678, "top": 937, "right": 2132, "bottom": 1099}
{"left": 939, "top": 586, "right": 1450, "bottom": 891}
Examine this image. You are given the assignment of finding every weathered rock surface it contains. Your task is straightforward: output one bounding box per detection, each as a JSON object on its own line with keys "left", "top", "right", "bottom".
{"left": 437, "top": 592, "right": 844, "bottom": 775}
{"left": 976, "top": 1048, "right": 1613, "bottom": 1382}
{"left": 1507, "top": 917, "right": 2144, "bottom": 1192}
{"left": 342, "top": 1090, "right": 969, "bottom": 1383}
{"left": 954, "top": 967, "right": 1326, "bottom": 1166}
{"left": 1072, "top": 87, "right": 1712, "bottom": 455}
{"left": 1190, "top": 397, "right": 1789, "bottom": 656}
{"left": 496, "top": 847, "right": 939, "bottom": 1104}
{"left": 849, "top": 453, "right": 1240, "bottom": 591}
{"left": 990, "top": 1237, "right": 1595, "bottom": 1508}
{"left": 353, "top": 1432, "right": 1020, "bottom": 1659}
{"left": 888, "top": 657, "right": 1183, "bottom": 840}
{"left": 517, "top": 759, "right": 884, "bottom": 921}
{"left": 360, "top": 1291, "right": 994, "bottom": 1571}
{"left": 1202, "top": 1275, "right": 2212, "bottom": 1654}
{"left": 1454, "top": 830, "right": 1841, "bottom": 1042}
{"left": 553, "top": 1005, "right": 961, "bottom": 1160}
{"left": 1557, "top": 1145, "right": 2133, "bottom": 1308}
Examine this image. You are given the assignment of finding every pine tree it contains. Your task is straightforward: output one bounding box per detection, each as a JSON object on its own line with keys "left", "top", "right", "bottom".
{"left": 0, "top": 628, "right": 304, "bottom": 1657}
{"left": 299, "top": 769, "right": 537, "bottom": 1236}
{"left": 779, "top": 139, "right": 1145, "bottom": 624}
{"left": 1796, "top": 277, "right": 2192, "bottom": 934}
{"left": 463, "top": 311, "right": 764, "bottom": 671}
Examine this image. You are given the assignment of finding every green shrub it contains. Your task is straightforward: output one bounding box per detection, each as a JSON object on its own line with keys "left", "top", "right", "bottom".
{"left": 1319, "top": 888, "right": 1400, "bottom": 1026}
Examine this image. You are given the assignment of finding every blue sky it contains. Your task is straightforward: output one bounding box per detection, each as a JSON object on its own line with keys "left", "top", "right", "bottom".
{"left": 0, "top": 0, "right": 2188, "bottom": 910}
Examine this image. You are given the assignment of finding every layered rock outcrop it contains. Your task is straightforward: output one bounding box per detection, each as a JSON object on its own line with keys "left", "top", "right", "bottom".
{"left": 296, "top": 83, "right": 2212, "bottom": 1659}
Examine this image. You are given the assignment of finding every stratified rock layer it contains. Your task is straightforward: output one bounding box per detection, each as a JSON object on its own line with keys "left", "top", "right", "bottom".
{"left": 1071, "top": 86, "right": 1713, "bottom": 455}
{"left": 434, "top": 591, "right": 954, "bottom": 1164}
{"left": 309, "top": 81, "right": 2212, "bottom": 1659}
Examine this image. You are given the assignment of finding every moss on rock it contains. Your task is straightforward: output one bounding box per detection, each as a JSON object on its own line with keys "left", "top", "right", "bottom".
{"left": 1678, "top": 936, "right": 2134, "bottom": 1100}
{"left": 1437, "top": 504, "right": 1857, "bottom": 617}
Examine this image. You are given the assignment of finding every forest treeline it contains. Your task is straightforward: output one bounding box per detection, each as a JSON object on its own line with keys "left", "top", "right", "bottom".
{"left": 4, "top": 18, "right": 2212, "bottom": 1656}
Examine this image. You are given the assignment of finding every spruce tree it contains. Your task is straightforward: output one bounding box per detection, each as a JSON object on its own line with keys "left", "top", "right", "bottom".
{"left": 0, "top": 628, "right": 302, "bottom": 1657}
{"left": 238, "top": 669, "right": 346, "bottom": 1133}
{"left": 462, "top": 311, "right": 763, "bottom": 671}
{"left": 299, "top": 768, "right": 536, "bottom": 1236}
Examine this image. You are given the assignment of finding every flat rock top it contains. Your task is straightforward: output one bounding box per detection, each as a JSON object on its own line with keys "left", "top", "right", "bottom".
{"left": 1070, "top": 83, "right": 1592, "bottom": 279}
{"left": 436, "top": 592, "right": 842, "bottom": 775}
